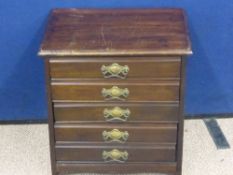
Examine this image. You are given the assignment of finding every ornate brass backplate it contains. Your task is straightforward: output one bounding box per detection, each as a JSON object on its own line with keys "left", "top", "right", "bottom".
{"left": 102, "top": 86, "right": 129, "bottom": 101}
{"left": 101, "top": 63, "right": 129, "bottom": 79}
{"left": 102, "top": 129, "right": 129, "bottom": 143}
{"left": 103, "top": 107, "right": 131, "bottom": 122}
{"left": 102, "top": 149, "right": 128, "bottom": 163}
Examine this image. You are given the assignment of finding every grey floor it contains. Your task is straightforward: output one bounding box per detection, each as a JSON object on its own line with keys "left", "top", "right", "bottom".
{"left": 0, "top": 119, "right": 232, "bottom": 175}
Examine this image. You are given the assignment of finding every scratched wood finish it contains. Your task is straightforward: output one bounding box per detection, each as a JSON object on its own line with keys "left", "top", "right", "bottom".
{"left": 51, "top": 81, "right": 180, "bottom": 102}
{"left": 54, "top": 123, "right": 177, "bottom": 143}
{"left": 39, "top": 9, "right": 192, "bottom": 56}
{"left": 49, "top": 57, "right": 181, "bottom": 79}
{"left": 39, "top": 8, "right": 192, "bottom": 175}
{"left": 54, "top": 102, "right": 179, "bottom": 123}
{"left": 55, "top": 144, "right": 176, "bottom": 162}
{"left": 56, "top": 162, "right": 177, "bottom": 174}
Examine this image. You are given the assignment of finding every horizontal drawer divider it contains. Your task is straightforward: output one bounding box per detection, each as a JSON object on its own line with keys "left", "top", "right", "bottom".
{"left": 56, "top": 161, "right": 176, "bottom": 164}
{"left": 55, "top": 121, "right": 179, "bottom": 124}
{"left": 56, "top": 161, "right": 177, "bottom": 164}
{"left": 51, "top": 79, "right": 180, "bottom": 85}
{"left": 53, "top": 101, "right": 179, "bottom": 107}
{"left": 51, "top": 77, "right": 181, "bottom": 82}
{"left": 53, "top": 100, "right": 180, "bottom": 103}
{"left": 55, "top": 142, "right": 177, "bottom": 148}
{"left": 54, "top": 123, "right": 177, "bottom": 129}
{"left": 56, "top": 142, "right": 177, "bottom": 148}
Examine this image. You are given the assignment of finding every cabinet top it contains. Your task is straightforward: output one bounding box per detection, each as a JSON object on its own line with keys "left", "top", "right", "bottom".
{"left": 39, "top": 8, "right": 192, "bottom": 57}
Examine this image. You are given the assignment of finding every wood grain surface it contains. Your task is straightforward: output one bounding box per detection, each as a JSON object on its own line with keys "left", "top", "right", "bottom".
{"left": 54, "top": 123, "right": 177, "bottom": 143}
{"left": 51, "top": 80, "right": 180, "bottom": 102}
{"left": 55, "top": 144, "right": 176, "bottom": 162}
{"left": 39, "top": 9, "right": 192, "bottom": 56}
{"left": 56, "top": 162, "right": 177, "bottom": 174}
{"left": 54, "top": 102, "right": 179, "bottom": 123}
{"left": 49, "top": 57, "right": 181, "bottom": 79}
{"left": 39, "top": 8, "right": 192, "bottom": 175}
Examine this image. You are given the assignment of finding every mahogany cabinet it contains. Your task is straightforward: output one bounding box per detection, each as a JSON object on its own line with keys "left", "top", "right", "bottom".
{"left": 39, "top": 8, "right": 192, "bottom": 175}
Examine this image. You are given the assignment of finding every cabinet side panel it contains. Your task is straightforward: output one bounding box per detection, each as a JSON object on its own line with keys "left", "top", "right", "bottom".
{"left": 176, "top": 57, "right": 186, "bottom": 175}
{"left": 45, "top": 59, "right": 57, "bottom": 175}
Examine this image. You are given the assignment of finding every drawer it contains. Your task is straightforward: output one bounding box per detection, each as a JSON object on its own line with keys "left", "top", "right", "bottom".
{"left": 55, "top": 144, "right": 176, "bottom": 162}
{"left": 56, "top": 162, "right": 177, "bottom": 174}
{"left": 51, "top": 80, "right": 180, "bottom": 102}
{"left": 54, "top": 123, "right": 177, "bottom": 143}
{"left": 54, "top": 102, "right": 179, "bottom": 123}
{"left": 49, "top": 57, "right": 181, "bottom": 79}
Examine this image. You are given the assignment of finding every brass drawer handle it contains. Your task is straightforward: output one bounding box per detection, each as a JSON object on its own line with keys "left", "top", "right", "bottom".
{"left": 102, "top": 129, "right": 129, "bottom": 143}
{"left": 101, "top": 63, "right": 129, "bottom": 79}
{"left": 104, "top": 107, "right": 130, "bottom": 122}
{"left": 102, "top": 149, "right": 128, "bottom": 163}
{"left": 102, "top": 86, "right": 129, "bottom": 101}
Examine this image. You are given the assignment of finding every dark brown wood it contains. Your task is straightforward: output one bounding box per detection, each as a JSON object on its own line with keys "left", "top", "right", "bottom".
{"left": 56, "top": 162, "right": 177, "bottom": 174}
{"left": 54, "top": 123, "right": 177, "bottom": 143}
{"left": 39, "top": 8, "right": 192, "bottom": 175}
{"left": 54, "top": 102, "right": 179, "bottom": 123}
{"left": 44, "top": 60, "right": 56, "bottom": 175}
{"left": 39, "top": 9, "right": 192, "bottom": 57}
{"left": 176, "top": 58, "right": 186, "bottom": 175}
{"left": 51, "top": 81, "right": 180, "bottom": 102}
{"left": 49, "top": 57, "right": 181, "bottom": 79}
{"left": 55, "top": 144, "right": 176, "bottom": 162}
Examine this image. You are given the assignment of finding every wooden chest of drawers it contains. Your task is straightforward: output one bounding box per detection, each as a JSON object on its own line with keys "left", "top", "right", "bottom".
{"left": 39, "top": 8, "right": 192, "bottom": 175}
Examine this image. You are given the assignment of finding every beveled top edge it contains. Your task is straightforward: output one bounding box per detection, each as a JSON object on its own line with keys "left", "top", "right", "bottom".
{"left": 39, "top": 49, "right": 192, "bottom": 57}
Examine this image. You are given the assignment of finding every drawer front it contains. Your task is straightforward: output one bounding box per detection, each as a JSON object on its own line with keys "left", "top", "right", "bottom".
{"left": 51, "top": 81, "right": 179, "bottom": 102}
{"left": 49, "top": 57, "right": 181, "bottom": 79}
{"left": 54, "top": 124, "right": 177, "bottom": 143}
{"left": 54, "top": 102, "right": 179, "bottom": 122}
{"left": 55, "top": 145, "right": 176, "bottom": 162}
{"left": 56, "top": 162, "right": 177, "bottom": 174}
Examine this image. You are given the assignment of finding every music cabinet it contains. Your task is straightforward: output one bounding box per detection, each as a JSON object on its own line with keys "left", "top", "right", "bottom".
{"left": 39, "top": 8, "right": 192, "bottom": 175}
